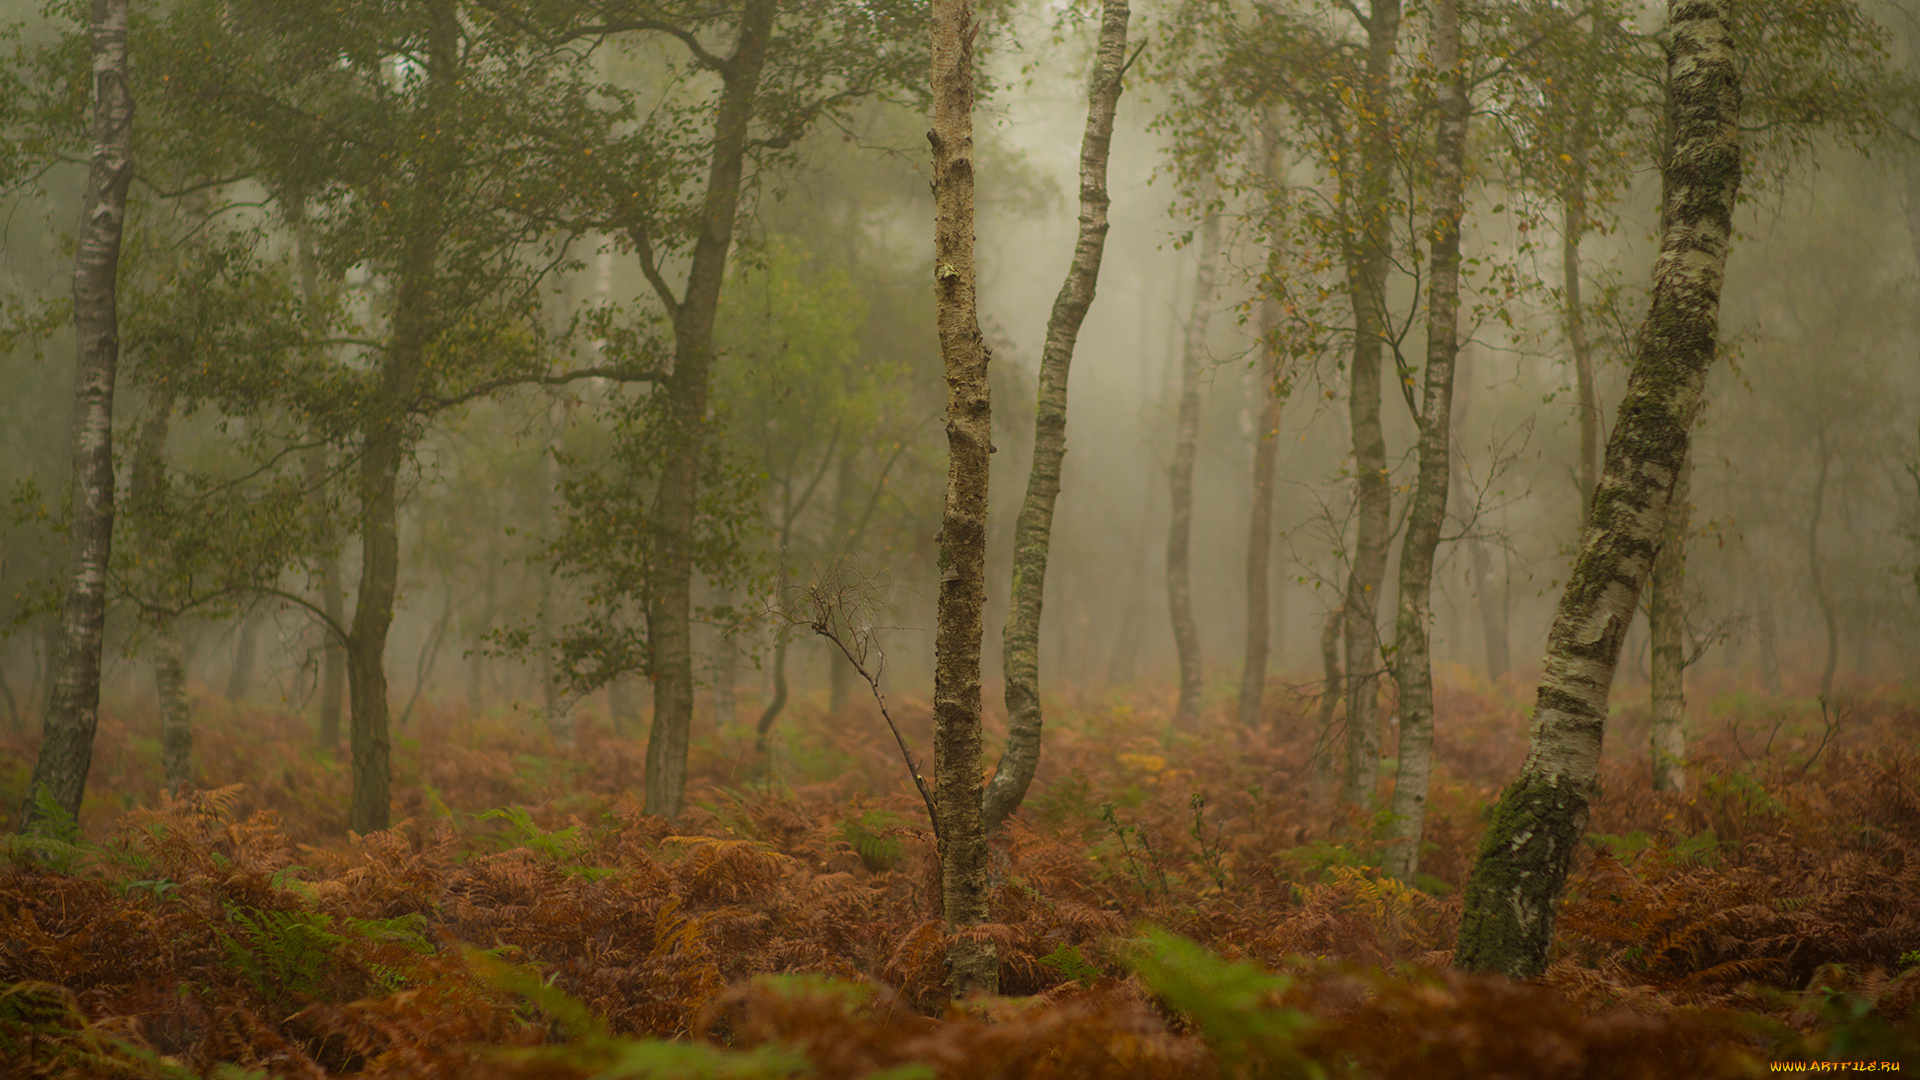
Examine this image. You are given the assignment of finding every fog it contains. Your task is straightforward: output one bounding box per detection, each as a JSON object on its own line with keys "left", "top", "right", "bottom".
{"left": 1, "top": 0, "right": 1916, "bottom": 750}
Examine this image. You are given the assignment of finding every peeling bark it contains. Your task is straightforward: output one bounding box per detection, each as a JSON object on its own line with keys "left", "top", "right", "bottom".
{"left": 984, "top": 0, "right": 1129, "bottom": 832}
{"left": 1456, "top": 0, "right": 1741, "bottom": 978}
{"left": 23, "top": 0, "right": 133, "bottom": 832}
{"left": 1385, "top": 0, "right": 1466, "bottom": 884}
{"left": 930, "top": 0, "right": 997, "bottom": 995}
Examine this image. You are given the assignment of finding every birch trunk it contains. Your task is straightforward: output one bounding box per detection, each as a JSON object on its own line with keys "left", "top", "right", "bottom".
{"left": 930, "top": 0, "right": 997, "bottom": 994}
{"left": 1455, "top": 0, "right": 1741, "bottom": 977}
{"left": 1166, "top": 211, "right": 1221, "bottom": 730}
{"left": 983, "top": 0, "right": 1129, "bottom": 832}
{"left": 642, "top": 0, "right": 776, "bottom": 820}
{"left": 1649, "top": 459, "right": 1691, "bottom": 792}
{"left": 1385, "top": 0, "right": 1466, "bottom": 883}
{"left": 1238, "top": 296, "right": 1283, "bottom": 729}
{"left": 23, "top": 0, "right": 133, "bottom": 832}
{"left": 1339, "top": 0, "right": 1402, "bottom": 809}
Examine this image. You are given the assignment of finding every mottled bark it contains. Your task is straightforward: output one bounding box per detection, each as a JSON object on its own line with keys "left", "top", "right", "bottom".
{"left": 23, "top": 0, "right": 133, "bottom": 833}
{"left": 1456, "top": 0, "right": 1740, "bottom": 978}
{"left": 1238, "top": 297, "right": 1283, "bottom": 730}
{"left": 642, "top": 0, "right": 776, "bottom": 820}
{"left": 930, "top": 0, "right": 997, "bottom": 995}
{"left": 1649, "top": 459, "right": 1691, "bottom": 792}
{"left": 1385, "top": 0, "right": 1466, "bottom": 884}
{"left": 1167, "top": 211, "right": 1221, "bottom": 731}
{"left": 983, "top": 0, "right": 1129, "bottom": 832}
{"left": 1339, "top": 0, "right": 1402, "bottom": 809}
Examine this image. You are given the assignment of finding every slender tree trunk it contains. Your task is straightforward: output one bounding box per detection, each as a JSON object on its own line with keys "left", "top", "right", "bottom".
{"left": 1238, "top": 296, "right": 1283, "bottom": 729}
{"left": 1649, "top": 458, "right": 1691, "bottom": 792}
{"left": 930, "top": 0, "right": 997, "bottom": 995}
{"left": 640, "top": 0, "right": 776, "bottom": 821}
{"left": 828, "top": 451, "right": 857, "bottom": 716}
{"left": 1339, "top": 0, "right": 1402, "bottom": 810}
{"left": 984, "top": 0, "right": 1129, "bottom": 832}
{"left": 1315, "top": 606, "right": 1344, "bottom": 800}
{"left": 1754, "top": 564, "right": 1782, "bottom": 695}
{"left": 1455, "top": 0, "right": 1740, "bottom": 977}
{"left": 1565, "top": 168, "right": 1601, "bottom": 521}
{"left": 1385, "top": 0, "right": 1466, "bottom": 884}
{"left": 1167, "top": 211, "right": 1221, "bottom": 731}
{"left": 1808, "top": 433, "right": 1838, "bottom": 702}
{"left": 132, "top": 393, "right": 194, "bottom": 794}
{"left": 713, "top": 602, "right": 739, "bottom": 727}
{"left": 344, "top": 9, "right": 460, "bottom": 835}
{"left": 23, "top": 0, "right": 133, "bottom": 833}
{"left": 539, "top": 398, "right": 572, "bottom": 744}
{"left": 1451, "top": 356, "right": 1510, "bottom": 681}
{"left": 292, "top": 215, "right": 346, "bottom": 752}
{"left": 225, "top": 619, "right": 256, "bottom": 702}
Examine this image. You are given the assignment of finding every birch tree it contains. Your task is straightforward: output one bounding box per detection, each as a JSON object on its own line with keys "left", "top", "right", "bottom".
{"left": 21, "top": 0, "right": 132, "bottom": 831}
{"left": 1165, "top": 209, "right": 1220, "bottom": 731}
{"left": 983, "top": 0, "right": 1132, "bottom": 832}
{"left": 1454, "top": 0, "right": 1743, "bottom": 977}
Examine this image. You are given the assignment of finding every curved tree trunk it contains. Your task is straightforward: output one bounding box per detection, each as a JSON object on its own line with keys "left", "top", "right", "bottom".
{"left": 23, "top": 0, "right": 133, "bottom": 833}
{"left": 1339, "top": 0, "right": 1402, "bottom": 810}
{"left": 1649, "top": 458, "right": 1692, "bottom": 792}
{"left": 1167, "top": 211, "right": 1221, "bottom": 731}
{"left": 930, "top": 0, "right": 997, "bottom": 995}
{"left": 983, "top": 0, "right": 1129, "bottom": 832}
{"left": 1455, "top": 0, "right": 1741, "bottom": 977}
{"left": 642, "top": 0, "right": 776, "bottom": 821}
{"left": 1238, "top": 296, "right": 1283, "bottom": 729}
{"left": 1384, "top": 0, "right": 1466, "bottom": 884}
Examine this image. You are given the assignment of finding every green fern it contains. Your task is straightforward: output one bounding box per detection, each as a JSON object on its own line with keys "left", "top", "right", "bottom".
{"left": 217, "top": 904, "right": 345, "bottom": 1003}
{"left": 837, "top": 809, "right": 907, "bottom": 872}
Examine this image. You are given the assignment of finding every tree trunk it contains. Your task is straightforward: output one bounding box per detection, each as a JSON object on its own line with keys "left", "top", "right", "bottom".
{"left": 1385, "top": 0, "right": 1466, "bottom": 884}
{"left": 292, "top": 216, "right": 346, "bottom": 752}
{"left": 1649, "top": 458, "right": 1691, "bottom": 792}
{"left": 23, "top": 0, "right": 133, "bottom": 833}
{"left": 1238, "top": 296, "right": 1283, "bottom": 729}
{"left": 1451, "top": 356, "right": 1510, "bottom": 681}
{"left": 1565, "top": 165, "right": 1600, "bottom": 521}
{"left": 983, "top": 0, "right": 1129, "bottom": 832}
{"left": 1808, "top": 432, "right": 1838, "bottom": 702}
{"left": 1339, "top": 0, "right": 1402, "bottom": 810}
{"left": 539, "top": 398, "right": 572, "bottom": 744}
{"left": 1455, "top": 0, "right": 1740, "bottom": 977}
{"left": 225, "top": 619, "right": 256, "bottom": 702}
{"left": 828, "top": 451, "right": 857, "bottom": 716}
{"left": 930, "top": 0, "right": 997, "bottom": 995}
{"left": 1167, "top": 211, "right": 1221, "bottom": 731}
{"left": 641, "top": 0, "right": 776, "bottom": 821}
{"left": 1315, "top": 605, "right": 1344, "bottom": 800}
{"left": 712, "top": 603, "right": 739, "bottom": 727}
{"left": 131, "top": 392, "right": 193, "bottom": 795}
{"left": 344, "top": 8, "right": 460, "bottom": 835}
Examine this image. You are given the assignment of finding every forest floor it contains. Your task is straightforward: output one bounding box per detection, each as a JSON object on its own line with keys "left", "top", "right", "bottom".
{"left": 2, "top": 666, "right": 1918, "bottom": 1077}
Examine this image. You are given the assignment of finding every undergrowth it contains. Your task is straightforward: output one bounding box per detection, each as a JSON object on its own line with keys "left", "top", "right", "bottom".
{"left": 1, "top": 670, "right": 1917, "bottom": 1076}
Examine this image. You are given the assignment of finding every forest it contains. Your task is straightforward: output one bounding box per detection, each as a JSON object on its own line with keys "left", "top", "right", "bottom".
{"left": 2, "top": 0, "right": 1919, "bottom": 1074}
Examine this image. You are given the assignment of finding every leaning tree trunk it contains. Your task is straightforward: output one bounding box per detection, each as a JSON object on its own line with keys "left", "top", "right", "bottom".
{"left": 1649, "top": 458, "right": 1692, "bottom": 792}
{"left": 22, "top": 0, "right": 133, "bottom": 833}
{"left": 1807, "top": 432, "right": 1838, "bottom": 703}
{"left": 1238, "top": 294, "right": 1284, "bottom": 729}
{"left": 641, "top": 0, "right": 776, "bottom": 820}
{"left": 983, "top": 0, "right": 1129, "bottom": 833}
{"left": 1384, "top": 0, "right": 1466, "bottom": 884}
{"left": 1455, "top": 0, "right": 1740, "bottom": 978}
{"left": 1338, "top": 0, "right": 1401, "bottom": 811}
{"left": 930, "top": 0, "right": 997, "bottom": 995}
{"left": 1166, "top": 211, "right": 1221, "bottom": 731}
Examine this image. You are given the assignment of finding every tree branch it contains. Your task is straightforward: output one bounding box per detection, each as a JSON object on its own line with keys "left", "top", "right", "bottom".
{"left": 425, "top": 363, "right": 668, "bottom": 411}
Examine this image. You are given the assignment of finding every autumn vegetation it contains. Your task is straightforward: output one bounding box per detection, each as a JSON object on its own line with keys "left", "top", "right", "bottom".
{"left": 3, "top": 668, "right": 1917, "bottom": 1076}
